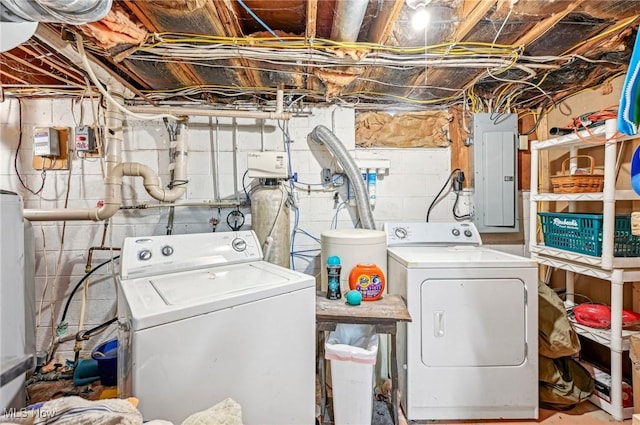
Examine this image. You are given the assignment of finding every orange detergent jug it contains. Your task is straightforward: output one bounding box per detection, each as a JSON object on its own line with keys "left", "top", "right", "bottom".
{"left": 348, "top": 264, "right": 385, "bottom": 301}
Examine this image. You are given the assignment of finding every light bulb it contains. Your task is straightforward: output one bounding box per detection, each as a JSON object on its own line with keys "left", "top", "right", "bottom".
{"left": 411, "top": 5, "right": 430, "bottom": 31}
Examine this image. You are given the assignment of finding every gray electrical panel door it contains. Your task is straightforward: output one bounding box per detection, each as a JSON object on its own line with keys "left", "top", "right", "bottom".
{"left": 472, "top": 113, "right": 518, "bottom": 233}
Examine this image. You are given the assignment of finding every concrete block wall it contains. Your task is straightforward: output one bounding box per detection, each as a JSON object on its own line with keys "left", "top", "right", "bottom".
{"left": 1, "top": 98, "right": 461, "bottom": 361}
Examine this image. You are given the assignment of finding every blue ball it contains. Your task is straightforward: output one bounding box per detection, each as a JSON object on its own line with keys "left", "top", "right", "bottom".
{"left": 346, "top": 290, "right": 362, "bottom": 306}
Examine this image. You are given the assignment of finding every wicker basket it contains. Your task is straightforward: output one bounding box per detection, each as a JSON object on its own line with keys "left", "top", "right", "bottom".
{"left": 550, "top": 155, "right": 604, "bottom": 193}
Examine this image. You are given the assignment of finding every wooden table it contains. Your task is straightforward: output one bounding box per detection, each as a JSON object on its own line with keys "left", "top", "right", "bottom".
{"left": 316, "top": 292, "right": 412, "bottom": 425}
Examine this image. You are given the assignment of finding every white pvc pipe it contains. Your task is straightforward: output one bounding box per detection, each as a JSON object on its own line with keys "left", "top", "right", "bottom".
{"left": 128, "top": 89, "right": 291, "bottom": 121}
{"left": 24, "top": 91, "right": 189, "bottom": 221}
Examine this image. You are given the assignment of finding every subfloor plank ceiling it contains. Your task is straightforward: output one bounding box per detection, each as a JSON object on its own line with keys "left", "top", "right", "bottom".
{"left": 1, "top": 0, "right": 638, "bottom": 115}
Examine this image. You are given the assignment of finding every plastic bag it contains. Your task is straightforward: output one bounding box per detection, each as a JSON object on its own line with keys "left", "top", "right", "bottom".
{"left": 325, "top": 324, "right": 379, "bottom": 364}
{"left": 538, "top": 281, "right": 580, "bottom": 359}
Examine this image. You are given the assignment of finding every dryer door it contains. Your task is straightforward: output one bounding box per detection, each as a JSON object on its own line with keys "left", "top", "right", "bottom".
{"left": 421, "top": 278, "right": 526, "bottom": 367}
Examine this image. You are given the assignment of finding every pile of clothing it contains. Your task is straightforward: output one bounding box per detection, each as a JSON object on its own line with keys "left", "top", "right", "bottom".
{"left": 538, "top": 281, "right": 594, "bottom": 410}
{"left": 0, "top": 396, "right": 243, "bottom": 425}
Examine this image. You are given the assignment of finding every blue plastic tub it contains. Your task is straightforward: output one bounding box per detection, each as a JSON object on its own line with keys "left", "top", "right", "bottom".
{"left": 91, "top": 338, "right": 118, "bottom": 387}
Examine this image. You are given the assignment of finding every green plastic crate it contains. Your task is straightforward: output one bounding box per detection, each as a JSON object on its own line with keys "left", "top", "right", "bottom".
{"left": 538, "top": 212, "right": 640, "bottom": 257}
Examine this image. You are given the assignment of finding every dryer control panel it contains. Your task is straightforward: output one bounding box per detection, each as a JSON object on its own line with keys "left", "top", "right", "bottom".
{"left": 120, "top": 230, "right": 263, "bottom": 280}
{"left": 383, "top": 222, "right": 482, "bottom": 246}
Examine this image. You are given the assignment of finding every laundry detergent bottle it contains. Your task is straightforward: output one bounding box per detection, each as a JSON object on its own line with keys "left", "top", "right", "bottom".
{"left": 326, "top": 256, "right": 342, "bottom": 300}
{"left": 348, "top": 263, "right": 385, "bottom": 301}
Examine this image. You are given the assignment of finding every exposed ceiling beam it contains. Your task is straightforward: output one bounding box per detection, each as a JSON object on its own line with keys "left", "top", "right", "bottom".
{"left": 16, "top": 45, "right": 87, "bottom": 86}
{"left": 33, "top": 24, "right": 147, "bottom": 100}
{"left": 305, "top": 0, "right": 318, "bottom": 92}
{"left": 561, "top": 14, "right": 640, "bottom": 56}
{"left": 405, "top": 0, "right": 499, "bottom": 100}
{"left": 368, "top": 0, "right": 405, "bottom": 44}
{"left": 215, "top": 0, "right": 261, "bottom": 89}
{"left": 450, "top": 0, "right": 498, "bottom": 43}
{"left": 513, "top": 1, "right": 580, "bottom": 48}
{"left": 122, "top": 0, "right": 205, "bottom": 89}
{"left": 348, "top": 1, "right": 404, "bottom": 97}
{"left": 0, "top": 69, "right": 30, "bottom": 85}
{"left": 2, "top": 52, "right": 86, "bottom": 89}
{"left": 306, "top": 0, "right": 318, "bottom": 40}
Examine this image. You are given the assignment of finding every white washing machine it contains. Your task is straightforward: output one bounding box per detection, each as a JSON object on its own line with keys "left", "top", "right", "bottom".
{"left": 117, "top": 230, "right": 315, "bottom": 425}
{"left": 385, "top": 222, "right": 538, "bottom": 421}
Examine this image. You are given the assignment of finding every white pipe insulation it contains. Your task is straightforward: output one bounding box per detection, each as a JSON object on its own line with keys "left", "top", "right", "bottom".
{"left": 309, "top": 125, "right": 376, "bottom": 230}
{"left": 23, "top": 89, "right": 189, "bottom": 222}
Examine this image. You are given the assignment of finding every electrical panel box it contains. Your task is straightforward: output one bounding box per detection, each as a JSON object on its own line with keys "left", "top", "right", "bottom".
{"left": 74, "top": 125, "right": 97, "bottom": 152}
{"left": 33, "top": 127, "right": 60, "bottom": 157}
{"left": 247, "top": 151, "right": 288, "bottom": 179}
{"left": 472, "top": 113, "right": 519, "bottom": 233}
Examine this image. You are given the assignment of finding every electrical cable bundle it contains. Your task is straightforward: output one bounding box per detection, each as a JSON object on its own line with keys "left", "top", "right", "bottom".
{"left": 425, "top": 168, "right": 472, "bottom": 222}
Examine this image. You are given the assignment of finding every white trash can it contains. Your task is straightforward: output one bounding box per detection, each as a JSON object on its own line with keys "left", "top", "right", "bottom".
{"left": 325, "top": 324, "right": 379, "bottom": 425}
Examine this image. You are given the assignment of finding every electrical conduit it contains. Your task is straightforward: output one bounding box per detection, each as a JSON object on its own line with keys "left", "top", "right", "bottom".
{"left": 309, "top": 125, "right": 376, "bottom": 230}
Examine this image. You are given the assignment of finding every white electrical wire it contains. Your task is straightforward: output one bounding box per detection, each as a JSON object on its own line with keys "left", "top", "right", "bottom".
{"left": 491, "top": 6, "right": 514, "bottom": 47}
{"left": 75, "top": 35, "right": 179, "bottom": 121}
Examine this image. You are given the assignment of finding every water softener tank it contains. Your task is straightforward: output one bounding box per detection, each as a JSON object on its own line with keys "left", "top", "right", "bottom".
{"left": 320, "top": 229, "right": 387, "bottom": 296}
{"left": 251, "top": 180, "right": 290, "bottom": 268}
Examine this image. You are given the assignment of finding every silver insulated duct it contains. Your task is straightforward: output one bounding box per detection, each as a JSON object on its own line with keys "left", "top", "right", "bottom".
{"left": 330, "top": 0, "right": 369, "bottom": 42}
{"left": 0, "top": 0, "right": 112, "bottom": 24}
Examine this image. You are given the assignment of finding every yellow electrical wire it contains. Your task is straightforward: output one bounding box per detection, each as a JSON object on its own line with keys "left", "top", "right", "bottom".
{"left": 142, "top": 33, "right": 519, "bottom": 56}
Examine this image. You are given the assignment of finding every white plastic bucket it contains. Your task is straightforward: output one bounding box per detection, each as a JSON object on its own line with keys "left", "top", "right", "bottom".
{"left": 325, "top": 324, "right": 379, "bottom": 425}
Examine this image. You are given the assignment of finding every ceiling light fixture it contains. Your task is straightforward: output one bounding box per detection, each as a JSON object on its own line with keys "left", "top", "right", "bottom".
{"left": 406, "top": 0, "right": 432, "bottom": 31}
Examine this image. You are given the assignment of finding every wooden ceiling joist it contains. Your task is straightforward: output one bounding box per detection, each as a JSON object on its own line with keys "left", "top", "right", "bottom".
{"left": 514, "top": 2, "right": 581, "bottom": 48}
{"left": 0, "top": 69, "right": 30, "bottom": 85}
{"left": 368, "top": 0, "right": 405, "bottom": 44}
{"left": 16, "top": 45, "right": 87, "bottom": 87}
{"left": 560, "top": 14, "right": 640, "bottom": 57}
{"left": 1, "top": 52, "right": 86, "bottom": 89}
{"left": 451, "top": 0, "right": 498, "bottom": 43}
{"left": 122, "top": 0, "right": 206, "bottom": 88}
{"left": 306, "top": 0, "right": 318, "bottom": 40}
{"left": 1, "top": 0, "right": 635, "bottom": 110}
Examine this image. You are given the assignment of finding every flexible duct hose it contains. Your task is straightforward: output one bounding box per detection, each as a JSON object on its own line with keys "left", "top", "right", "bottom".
{"left": 309, "top": 125, "right": 376, "bottom": 230}
{"left": 0, "top": 0, "right": 112, "bottom": 24}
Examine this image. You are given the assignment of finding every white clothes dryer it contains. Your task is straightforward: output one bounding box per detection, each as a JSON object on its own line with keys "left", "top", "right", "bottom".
{"left": 385, "top": 222, "right": 538, "bottom": 421}
{"left": 117, "top": 230, "right": 315, "bottom": 425}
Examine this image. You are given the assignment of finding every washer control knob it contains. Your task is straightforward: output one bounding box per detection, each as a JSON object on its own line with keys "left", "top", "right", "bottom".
{"left": 138, "top": 249, "right": 152, "bottom": 261}
{"left": 464, "top": 229, "right": 473, "bottom": 238}
{"left": 394, "top": 227, "right": 408, "bottom": 239}
{"left": 232, "top": 238, "right": 247, "bottom": 252}
{"left": 161, "top": 245, "right": 174, "bottom": 256}
{"left": 451, "top": 228, "right": 460, "bottom": 236}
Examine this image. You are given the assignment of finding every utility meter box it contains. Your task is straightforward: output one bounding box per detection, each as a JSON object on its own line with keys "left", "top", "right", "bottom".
{"left": 247, "top": 151, "right": 288, "bottom": 179}
{"left": 33, "top": 127, "right": 60, "bottom": 157}
{"left": 75, "top": 126, "right": 97, "bottom": 152}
